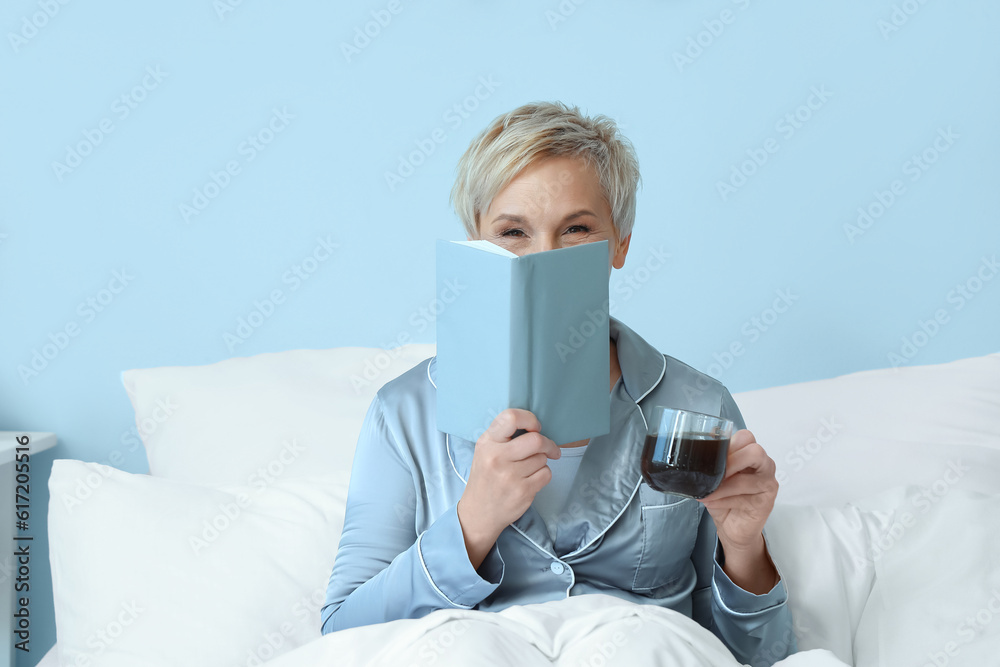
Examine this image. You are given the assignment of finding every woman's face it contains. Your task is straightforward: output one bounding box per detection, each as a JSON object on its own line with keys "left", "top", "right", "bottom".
{"left": 469, "top": 155, "right": 630, "bottom": 276}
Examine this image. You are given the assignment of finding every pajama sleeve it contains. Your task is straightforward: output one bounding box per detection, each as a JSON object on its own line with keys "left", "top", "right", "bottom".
{"left": 320, "top": 393, "right": 505, "bottom": 634}
{"left": 690, "top": 388, "right": 796, "bottom": 666}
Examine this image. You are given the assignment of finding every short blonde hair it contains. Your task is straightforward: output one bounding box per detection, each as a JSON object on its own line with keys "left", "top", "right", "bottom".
{"left": 450, "top": 101, "right": 641, "bottom": 243}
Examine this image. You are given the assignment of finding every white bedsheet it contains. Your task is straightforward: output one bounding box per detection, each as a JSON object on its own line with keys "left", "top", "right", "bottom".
{"left": 261, "top": 594, "right": 848, "bottom": 667}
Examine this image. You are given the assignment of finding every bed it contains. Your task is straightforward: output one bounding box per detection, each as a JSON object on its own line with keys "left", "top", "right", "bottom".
{"left": 38, "top": 346, "right": 1000, "bottom": 666}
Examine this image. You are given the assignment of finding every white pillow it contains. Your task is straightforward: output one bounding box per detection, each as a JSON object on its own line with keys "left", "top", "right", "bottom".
{"left": 121, "top": 344, "right": 436, "bottom": 485}
{"left": 851, "top": 487, "right": 1000, "bottom": 667}
{"left": 47, "top": 459, "right": 348, "bottom": 667}
{"left": 733, "top": 352, "right": 1000, "bottom": 506}
{"left": 763, "top": 501, "right": 890, "bottom": 666}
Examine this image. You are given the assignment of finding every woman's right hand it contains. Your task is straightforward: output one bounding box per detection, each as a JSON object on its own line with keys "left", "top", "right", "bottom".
{"left": 456, "top": 408, "right": 561, "bottom": 570}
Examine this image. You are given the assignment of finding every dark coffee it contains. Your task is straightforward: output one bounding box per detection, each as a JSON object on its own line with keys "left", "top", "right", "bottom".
{"left": 640, "top": 433, "right": 729, "bottom": 499}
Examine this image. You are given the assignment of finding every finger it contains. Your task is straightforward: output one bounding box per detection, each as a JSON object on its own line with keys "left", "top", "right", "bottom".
{"left": 507, "top": 431, "right": 561, "bottom": 461}
{"left": 700, "top": 492, "right": 776, "bottom": 513}
{"left": 488, "top": 408, "right": 542, "bottom": 441}
{"left": 726, "top": 429, "right": 757, "bottom": 454}
{"left": 701, "top": 471, "right": 778, "bottom": 502}
{"left": 722, "top": 440, "right": 774, "bottom": 480}
{"left": 512, "top": 452, "right": 550, "bottom": 478}
{"left": 525, "top": 463, "right": 553, "bottom": 492}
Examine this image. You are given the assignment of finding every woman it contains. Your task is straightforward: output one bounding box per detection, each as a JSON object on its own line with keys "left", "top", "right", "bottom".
{"left": 321, "top": 101, "right": 795, "bottom": 665}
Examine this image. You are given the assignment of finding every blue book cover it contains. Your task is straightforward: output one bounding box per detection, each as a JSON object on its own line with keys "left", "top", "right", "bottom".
{"left": 435, "top": 239, "right": 611, "bottom": 445}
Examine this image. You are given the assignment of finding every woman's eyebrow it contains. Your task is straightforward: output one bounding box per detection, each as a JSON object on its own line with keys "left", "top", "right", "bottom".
{"left": 562, "top": 209, "right": 597, "bottom": 221}
{"left": 491, "top": 213, "right": 528, "bottom": 226}
{"left": 490, "top": 210, "right": 597, "bottom": 227}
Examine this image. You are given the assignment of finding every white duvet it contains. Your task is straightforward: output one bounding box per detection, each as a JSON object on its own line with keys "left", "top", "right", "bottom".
{"left": 262, "top": 594, "right": 848, "bottom": 667}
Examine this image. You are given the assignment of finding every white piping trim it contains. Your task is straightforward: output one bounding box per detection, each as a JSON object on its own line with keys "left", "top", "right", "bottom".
{"left": 562, "top": 477, "right": 642, "bottom": 561}
{"left": 564, "top": 558, "right": 576, "bottom": 599}
{"left": 509, "top": 522, "right": 558, "bottom": 562}
{"left": 445, "top": 434, "right": 466, "bottom": 484}
{"left": 426, "top": 358, "right": 437, "bottom": 388}
{"left": 562, "top": 403, "right": 651, "bottom": 561}
{"left": 640, "top": 498, "right": 689, "bottom": 510}
{"left": 435, "top": 360, "right": 468, "bottom": 484}
{"left": 492, "top": 544, "right": 508, "bottom": 584}
{"left": 416, "top": 531, "right": 474, "bottom": 609}
{"left": 635, "top": 354, "right": 666, "bottom": 404}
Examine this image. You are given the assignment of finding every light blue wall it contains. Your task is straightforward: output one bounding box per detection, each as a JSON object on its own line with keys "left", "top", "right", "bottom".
{"left": 2, "top": 1, "right": 998, "bottom": 662}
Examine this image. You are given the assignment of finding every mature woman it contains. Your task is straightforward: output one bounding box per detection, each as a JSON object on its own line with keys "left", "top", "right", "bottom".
{"left": 321, "top": 101, "right": 795, "bottom": 665}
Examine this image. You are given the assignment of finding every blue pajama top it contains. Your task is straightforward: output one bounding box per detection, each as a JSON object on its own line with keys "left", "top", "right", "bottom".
{"left": 321, "top": 316, "right": 795, "bottom": 665}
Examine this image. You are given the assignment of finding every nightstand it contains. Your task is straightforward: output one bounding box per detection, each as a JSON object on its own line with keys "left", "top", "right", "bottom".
{"left": 1, "top": 432, "right": 56, "bottom": 667}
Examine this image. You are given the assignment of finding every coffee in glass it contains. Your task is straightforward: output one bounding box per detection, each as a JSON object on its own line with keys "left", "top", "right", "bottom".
{"left": 640, "top": 407, "right": 734, "bottom": 499}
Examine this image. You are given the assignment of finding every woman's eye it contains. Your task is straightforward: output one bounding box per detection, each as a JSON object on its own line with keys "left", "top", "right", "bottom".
{"left": 500, "top": 226, "right": 589, "bottom": 238}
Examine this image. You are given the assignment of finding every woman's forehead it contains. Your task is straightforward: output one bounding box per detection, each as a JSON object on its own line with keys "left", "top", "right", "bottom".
{"left": 488, "top": 159, "right": 605, "bottom": 212}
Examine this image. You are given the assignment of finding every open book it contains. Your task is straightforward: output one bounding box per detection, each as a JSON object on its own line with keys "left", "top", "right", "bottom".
{"left": 435, "top": 239, "right": 611, "bottom": 445}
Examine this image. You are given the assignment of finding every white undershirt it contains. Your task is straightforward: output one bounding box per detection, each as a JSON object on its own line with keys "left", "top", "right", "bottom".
{"left": 531, "top": 442, "right": 590, "bottom": 536}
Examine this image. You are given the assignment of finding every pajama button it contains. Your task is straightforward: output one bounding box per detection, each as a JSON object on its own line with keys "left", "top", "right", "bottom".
{"left": 550, "top": 561, "right": 565, "bottom": 575}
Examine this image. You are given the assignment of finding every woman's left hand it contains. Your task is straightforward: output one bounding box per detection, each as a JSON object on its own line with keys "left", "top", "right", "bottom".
{"left": 697, "top": 429, "right": 779, "bottom": 553}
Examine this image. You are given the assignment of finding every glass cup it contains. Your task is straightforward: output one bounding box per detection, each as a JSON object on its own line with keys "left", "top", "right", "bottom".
{"left": 640, "top": 406, "right": 734, "bottom": 499}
